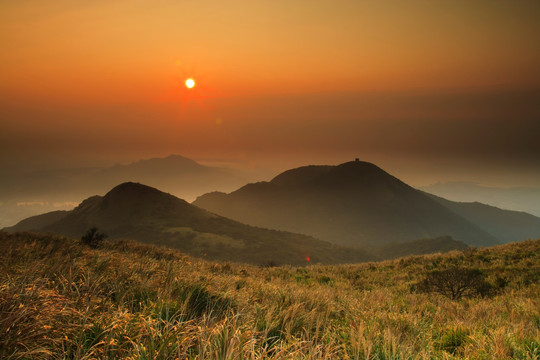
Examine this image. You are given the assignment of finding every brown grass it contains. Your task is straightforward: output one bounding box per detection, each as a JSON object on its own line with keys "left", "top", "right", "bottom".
{"left": 0, "top": 231, "right": 539, "bottom": 359}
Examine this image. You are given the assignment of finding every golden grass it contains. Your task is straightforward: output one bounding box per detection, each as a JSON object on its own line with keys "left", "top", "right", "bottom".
{"left": 0, "top": 232, "right": 539, "bottom": 359}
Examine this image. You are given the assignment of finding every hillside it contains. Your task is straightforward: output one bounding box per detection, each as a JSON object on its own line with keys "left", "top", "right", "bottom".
{"left": 5, "top": 182, "right": 372, "bottom": 265}
{"left": 7, "top": 210, "right": 70, "bottom": 231}
{"left": 420, "top": 181, "right": 540, "bottom": 217}
{"left": 1, "top": 232, "right": 538, "bottom": 359}
{"left": 373, "top": 236, "right": 469, "bottom": 259}
{"left": 426, "top": 193, "right": 540, "bottom": 243}
{"left": 194, "top": 161, "right": 498, "bottom": 247}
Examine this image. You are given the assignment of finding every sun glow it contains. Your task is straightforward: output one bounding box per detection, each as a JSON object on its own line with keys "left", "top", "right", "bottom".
{"left": 185, "top": 78, "right": 195, "bottom": 89}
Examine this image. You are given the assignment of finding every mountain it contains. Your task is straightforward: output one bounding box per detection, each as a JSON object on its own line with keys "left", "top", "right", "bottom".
{"left": 427, "top": 194, "right": 540, "bottom": 243}
{"left": 194, "top": 161, "right": 499, "bottom": 247}
{"left": 420, "top": 181, "right": 540, "bottom": 217}
{"left": 8, "top": 210, "right": 70, "bottom": 231}
{"left": 91, "top": 155, "right": 250, "bottom": 198}
{"left": 5, "top": 182, "right": 372, "bottom": 265}
{"left": 0, "top": 155, "right": 260, "bottom": 228}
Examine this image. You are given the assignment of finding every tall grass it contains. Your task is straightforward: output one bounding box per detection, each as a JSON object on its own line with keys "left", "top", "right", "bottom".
{"left": 0, "top": 231, "right": 539, "bottom": 359}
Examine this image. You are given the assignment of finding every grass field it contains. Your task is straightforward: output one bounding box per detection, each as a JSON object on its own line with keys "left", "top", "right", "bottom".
{"left": 1, "top": 231, "right": 539, "bottom": 359}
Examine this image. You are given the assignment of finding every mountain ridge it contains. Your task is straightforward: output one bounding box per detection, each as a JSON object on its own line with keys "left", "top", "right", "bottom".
{"left": 426, "top": 193, "right": 540, "bottom": 243}
{"left": 420, "top": 181, "right": 540, "bottom": 217}
{"left": 5, "top": 182, "right": 373, "bottom": 266}
{"left": 194, "top": 160, "right": 499, "bottom": 247}
{"left": 0, "top": 154, "right": 259, "bottom": 228}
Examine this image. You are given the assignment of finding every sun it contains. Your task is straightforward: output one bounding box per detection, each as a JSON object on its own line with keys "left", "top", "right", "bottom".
{"left": 185, "top": 78, "right": 195, "bottom": 89}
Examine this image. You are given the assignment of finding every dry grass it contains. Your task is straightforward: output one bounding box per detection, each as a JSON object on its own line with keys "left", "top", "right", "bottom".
{"left": 0, "top": 231, "right": 539, "bottom": 359}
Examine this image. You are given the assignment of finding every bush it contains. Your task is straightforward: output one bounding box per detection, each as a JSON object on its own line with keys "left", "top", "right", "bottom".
{"left": 81, "top": 227, "right": 107, "bottom": 249}
{"left": 416, "top": 267, "right": 495, "bottom": 300}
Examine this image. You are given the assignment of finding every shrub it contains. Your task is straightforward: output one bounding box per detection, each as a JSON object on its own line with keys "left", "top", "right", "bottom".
{"left": 317, "top": 275, "right": 332, "bottom": 285}
{"left": 495, "top": 276, "right": 510, "bottom": 289}
{"left": 263, "top": 260, "right": 277, "bottom": 268}
{"left": 416, "top": 267, "right": 495, "bottom": 300}
{"left": 81, "top": 227, "right": 107, "bottom": 249}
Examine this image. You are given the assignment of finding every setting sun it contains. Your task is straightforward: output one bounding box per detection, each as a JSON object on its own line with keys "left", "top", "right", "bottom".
{"left": 185, "top": 78, "right": 195, "bottom": 89}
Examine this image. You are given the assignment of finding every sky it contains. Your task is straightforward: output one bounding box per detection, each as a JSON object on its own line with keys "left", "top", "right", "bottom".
{"left": 1, "top": 0, "right": 539, "bottom": 186}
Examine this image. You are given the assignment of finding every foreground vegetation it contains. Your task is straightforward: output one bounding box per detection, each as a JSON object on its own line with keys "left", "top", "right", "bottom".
{"left": 1, "top": 231, "right": 539, "bottom": 359}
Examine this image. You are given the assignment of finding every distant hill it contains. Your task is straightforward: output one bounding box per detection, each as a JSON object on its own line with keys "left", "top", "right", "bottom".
{"left": 420, "top": 181, "right": 540, "bottom": 217}
{"left": 0, "top": 154, "right": 258, "bottom": 228}
{"left": 194, "top": 161, "right": 498, "bottom": 247}
{"left": 427, "top": 194, "right": 540, "bottom": 243}
{"left": 374, "top": 236, "right": 469, "bottom": 260}
{"left": 91, "top": 155, "right": 251, "bottom": 199}
{"left": 5, "top": 182, "right": 372, "bottom": 266}
{"left": 8, "top": 210, "right": 70, "bottom": 231}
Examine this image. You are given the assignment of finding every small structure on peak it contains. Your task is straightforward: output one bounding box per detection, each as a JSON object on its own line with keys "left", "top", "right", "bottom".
{"left": 355, "top": 158, "right": 359, "bottom": 162}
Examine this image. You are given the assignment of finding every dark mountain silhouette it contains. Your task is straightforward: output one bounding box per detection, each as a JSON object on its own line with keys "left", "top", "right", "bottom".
{"left": 427, "top": 194, "right": 540, "bottom": 243}
{"left": 5, "top": 182, "right": 372, "bottom": 265}
{"left": 0, "top": 154, "right": 260, "bottom": 228}
{"left": 193, "top": 161, "right": 499, "bottom": 247}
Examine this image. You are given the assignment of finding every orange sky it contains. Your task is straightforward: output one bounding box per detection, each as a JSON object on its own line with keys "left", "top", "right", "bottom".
{"left": 1, "top": 0, "right": 539, "bottom": 185}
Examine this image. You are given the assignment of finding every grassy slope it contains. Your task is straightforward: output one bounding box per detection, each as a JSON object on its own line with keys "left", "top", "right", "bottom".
{"left": 1, "top": 231, "right": 539, "bottom": 359}
{"left": 372, "top": 236, "right": 469, "bottom": 260}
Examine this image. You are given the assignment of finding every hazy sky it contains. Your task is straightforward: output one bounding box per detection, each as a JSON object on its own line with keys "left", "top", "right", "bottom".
{"left": 1, "top": 1, "right": 539, "bottom": 186}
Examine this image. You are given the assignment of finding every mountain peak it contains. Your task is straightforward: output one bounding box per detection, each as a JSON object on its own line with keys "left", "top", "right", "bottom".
{"left": 269, "top": 160, "right": 400, "bottom": 189}
{"left": 103, "top": 182, "right": 188, "bottom": 209}
{"left": 154, "top": 154, "right": 202, "bottom": 166}
{"left": 338, "top": 159, "right": 380, "bottom": 170}
{"left": 107, "top": 181, "right": 162, "bottom": 196}
{"left": 334, "top": 160, "right": 389, "bottom": 176}
{"left": 112, "top": 155, "right": 204, "bottom": 171}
